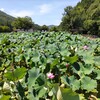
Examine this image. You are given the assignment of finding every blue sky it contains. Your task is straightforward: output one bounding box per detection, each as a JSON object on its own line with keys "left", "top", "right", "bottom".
{"left": 0, "top": 0, "right": 81, "bottom": 25}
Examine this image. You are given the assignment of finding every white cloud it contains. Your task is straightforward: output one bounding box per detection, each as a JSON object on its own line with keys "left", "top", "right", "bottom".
{"left": 39, "top": 4, "right": 52, "bottom": 14}
{"left": 9, "top": 10, "right": 34, "bottom": 17}
{"left": 0, "top": 8, "right": 4, "bottom": 11}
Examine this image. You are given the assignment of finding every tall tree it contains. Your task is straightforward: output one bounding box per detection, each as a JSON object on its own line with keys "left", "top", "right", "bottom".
{"left": 12, "top": 16, "right": 34, "bottom": 31}
{"left": 40, "top": 25, "right": 49, "bottom": 31}
{"left": 60, "top": 6, "right": 73, "bottom": 31}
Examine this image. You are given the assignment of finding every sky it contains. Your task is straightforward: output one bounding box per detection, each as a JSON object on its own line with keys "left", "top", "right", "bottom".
{"left": 0, "top": 0, "right": 81, "bottom": 25}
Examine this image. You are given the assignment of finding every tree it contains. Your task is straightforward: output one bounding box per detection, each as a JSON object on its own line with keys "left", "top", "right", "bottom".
{"left": 12, "top": 16, "right": 34, "bottom": 31}
{"left": 49, "top": 26, "right": 59, "bottom": 32}
{"left": 33, "top": 24, "right": 41, "bottom": 31}
{"left": 40, "top": 25, "right": 49, "bottom": 31}
{"left": 63, "top": 6, "right": 73, "bottom": 16}
{"left": 59, "top": 6, "right": 73, "bottom": 31}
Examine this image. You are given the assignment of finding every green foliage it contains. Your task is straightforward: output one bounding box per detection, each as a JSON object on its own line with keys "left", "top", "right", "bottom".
{"left": 40, "top": 25, "right": 49, "bottom": 31}
{"left": 33, "top": 24, "right": 41, "bottom": 31}
{"left": 81, "top": 76, "right": 97, "bottom": 92}
{"left": 12, "top": 16, "right": 34, "bottom": 31}
{"left": 0, "top": 32, "right": 100, "bottom": 100}
{"left": 60, "top": 0, "right": 100, "bottom": 36}
{"left": 4, "top": 67, "right": 26, "bottom": 81}
{"left": 0, "top": 95, "right": 11, "bottom": 100}
{"left": 49, "top": 26, "right": 59, "bottom": 32}
{"left": 0, "top": 26, "right": 11, "bottom": 32}
{"left": 0, "top": 10, "right": 14, "bottom": 26}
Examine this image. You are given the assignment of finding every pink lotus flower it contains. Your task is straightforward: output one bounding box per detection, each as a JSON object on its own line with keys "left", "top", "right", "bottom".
{"left": 83, "top": 45, "right": 89, "bottom": 50}
{"left": 66, "top": 64, "right": 69, "bottom": 68}
{"left": 47, "top": 72, "right": 55, "bottom": 79}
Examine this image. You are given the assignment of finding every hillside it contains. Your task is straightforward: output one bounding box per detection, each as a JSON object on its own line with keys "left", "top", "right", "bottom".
{"left": 0, "top": 10, "right": 15, "bottom": 26}
{"left": 60, "top": 0, "right": 100, "bottom": 36}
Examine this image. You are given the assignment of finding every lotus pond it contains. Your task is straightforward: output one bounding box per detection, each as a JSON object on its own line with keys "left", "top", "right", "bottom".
{"left": 0, "top": 32, "right": 100, "bottom": 100}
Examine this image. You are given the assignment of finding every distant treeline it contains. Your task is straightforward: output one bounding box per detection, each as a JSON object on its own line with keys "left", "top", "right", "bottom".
{"left": 0, "top": 11, "right": 41, "bottom": 32}
{"left": 59, "top": 0, "right": 100, "bottom": 36}
{"left": 0, "top": 10, "right": 58, "bottom": 32}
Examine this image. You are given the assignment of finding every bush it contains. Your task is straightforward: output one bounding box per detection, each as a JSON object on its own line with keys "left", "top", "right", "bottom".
{"left": 0, "top": 26, "right": 3, "bottom": 32}
{"left": 83, "top": 20, "right": 99, "bottom": 35}
{"left": 0, "top": 26, "right": 11, "bottom": 32}
{"left": 49, "top": 26, "right": 59, "bottom": 32}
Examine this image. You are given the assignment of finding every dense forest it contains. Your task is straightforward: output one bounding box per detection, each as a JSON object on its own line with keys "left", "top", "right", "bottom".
{"left": 60, "top": 0, "right": 100, "bottom": 36}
